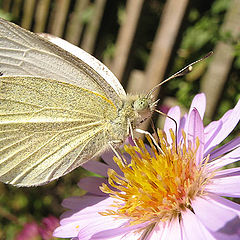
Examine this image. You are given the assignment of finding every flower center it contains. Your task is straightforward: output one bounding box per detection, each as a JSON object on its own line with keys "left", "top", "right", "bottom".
{"left": 100, "top": 129, "right": 211, "bottom": 225}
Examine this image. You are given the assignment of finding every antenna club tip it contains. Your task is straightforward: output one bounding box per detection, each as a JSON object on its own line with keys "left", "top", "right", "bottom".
{"left": 204, "top": 51, "right": 213, "bottom": 59}
{"left": 146, "top": 51, "right": 213, "bottom": 96}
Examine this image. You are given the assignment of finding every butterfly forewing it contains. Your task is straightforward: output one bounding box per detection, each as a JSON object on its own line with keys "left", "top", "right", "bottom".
{"left": 0, "top": 18, "right": 124, "bottom": 108}
{"left": 39, "top": 33, "right": 126, "bottom": 98}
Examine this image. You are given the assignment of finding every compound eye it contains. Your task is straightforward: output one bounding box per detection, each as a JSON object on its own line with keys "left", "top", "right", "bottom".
{"left": 133, "top": 98, "right": 149, "bottom": 111}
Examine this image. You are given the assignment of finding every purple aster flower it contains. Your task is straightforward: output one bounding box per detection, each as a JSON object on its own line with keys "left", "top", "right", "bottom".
{"left": 16, "top": 215, "right": 59, "bottom": 240}
{"left": 39, "top": 215, "right": 60, "bottom": 240}
{"left": 15, "top": 222, "right": 40, "bottom": 240}
{"left": 54, "top": 93, "right": 240, "bottom": 239}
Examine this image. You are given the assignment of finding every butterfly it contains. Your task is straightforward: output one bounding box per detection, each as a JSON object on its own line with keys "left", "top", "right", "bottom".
{"left": 0, "top": 18, "right": 156, "bottom": 187}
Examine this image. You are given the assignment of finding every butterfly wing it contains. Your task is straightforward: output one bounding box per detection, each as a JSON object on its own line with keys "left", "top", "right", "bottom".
{"left": 0, "top": 76, "right": 117, "bottom": 186}
{"left": 39, "top": 33, "right": 126, "bottom": 98}
{"left": 0, "top": 18, "right": 126, "bottom": 108}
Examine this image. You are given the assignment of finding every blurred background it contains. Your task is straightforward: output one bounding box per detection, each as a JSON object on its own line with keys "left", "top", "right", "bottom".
{"left": 0, "top": 0, "right": 239, "bottom": 239}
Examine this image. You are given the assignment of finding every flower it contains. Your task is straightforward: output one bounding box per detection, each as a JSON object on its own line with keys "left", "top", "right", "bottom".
{"left": 39, "top": 216, "right": 60, "bottom": 240}
{"left": 16, "top": 215, "right": 59, "bottom": 240}
{"left": 15, "top": 222, "right": 40, "bottom": 240}
{"left": 54, "top": 93, "right": 240, "bottom": 239}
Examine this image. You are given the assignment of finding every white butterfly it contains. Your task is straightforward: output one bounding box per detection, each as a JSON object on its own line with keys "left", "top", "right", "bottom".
{"left": 0, "top": 18, "right": 155, "bottom": 187}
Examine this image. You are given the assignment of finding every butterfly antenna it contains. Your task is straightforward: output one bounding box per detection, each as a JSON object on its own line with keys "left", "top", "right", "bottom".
{"left": 146, "top": 51, "right": 213, "bottom": 98}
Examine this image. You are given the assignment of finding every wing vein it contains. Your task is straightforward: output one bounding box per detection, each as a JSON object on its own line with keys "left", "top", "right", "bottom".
{"left": 11, "top": 126, "right": 104, "bottom": 184}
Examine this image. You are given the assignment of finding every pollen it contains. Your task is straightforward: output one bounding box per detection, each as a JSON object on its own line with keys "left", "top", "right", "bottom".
{"left": 100, "top": 129, "right": 211, "bottom": 225}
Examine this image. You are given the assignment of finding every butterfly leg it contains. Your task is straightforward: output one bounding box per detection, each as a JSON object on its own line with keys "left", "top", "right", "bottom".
{"left": 108, "top": 141, "right": 122, "bottom": 160}
{"left": 135, "top": 128, "right": 164, "bottom": 154}
{"left": 128, "top": 119, "right": 139, "bottom": 147}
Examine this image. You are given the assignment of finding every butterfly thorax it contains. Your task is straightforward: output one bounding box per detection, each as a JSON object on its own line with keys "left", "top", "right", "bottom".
{"left": 108, "top": 94, "right": 155, "bottom": 142}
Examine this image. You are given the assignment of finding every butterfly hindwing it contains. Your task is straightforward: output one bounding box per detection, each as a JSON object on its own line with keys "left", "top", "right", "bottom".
{"left": 0, "top": 76, "right": 117, "bottom": 186}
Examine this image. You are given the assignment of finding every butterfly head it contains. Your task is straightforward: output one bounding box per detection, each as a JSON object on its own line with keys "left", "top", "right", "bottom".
{"left": 133, "top": 95, "right": 156, "bottom": 113}
{"left": 129, "top": 94, "right": 157, "bottom": 127}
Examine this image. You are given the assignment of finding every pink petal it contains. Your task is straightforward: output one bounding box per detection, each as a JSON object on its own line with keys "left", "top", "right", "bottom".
{"left": 204, "top": 99, "right": 240, "bottom": 153}
{"left": 127, "top": 136, "right": 135, "bottom": 146}
{"left": 137, "top": 221, "right": 182, "bottom": 240}
{"left": 57, "top": 214, "right": 122, "bottom": 238}
{"left": 164, "top": 106, "right": 181, "bottom": 144}
{"left": 207, "top": 146, "right": 240, "bottom": 171}
{"left": 101, "top": 150, "right": 115, "bottom": 164}
{"left": 60, "top": 211, "right": 100, "bottom": 225}
{"left": 78, "top": 177, "right": 107, "bottom": 196}
{"left": 207, "top": 194, "right": 240, "bottom": 216}
{"left": 187, "top": 109, "right": 204, "bottom": 165}
{"left": 177, "top": 113, "right": 187, "bottom": 143}
{"left": 205, "top": 175, "right": 240, "bottom": 197}
{"left": 60, "top": 200, "right": 116, "bottom": 224}
{"left": 157, "top": 219, "right": 182, "bottom": 240}
{"left": 145, "top": 226, "right": 162, "bottom": 240}
{"left": 62, "top": 195, "right": 107, "bottom": 211}
{"left": 183, "top": 94, "right": 206, "bottom": 145}
{"left": 78, "top": 217, "right": 128, "bottom": 240}
{"left": 122, "top": 231, "right": 144, "bottom": 240}
{"left": 204, "top": 120, "right": 223, "bottom": 153}
{"left": 208, "top": 136, "right": 240, "bottom": 160}
{"left": 181, "top": 209, "right": 216, "bottom": 240}
{"left": 189, "top": 93, "right": 206, "bottom": 119}
{"left": 206, "top": 194, "right": 240, "bottom": 240}
{"left": 91, "top": 223, "right": 145, "bottom": 240}
{"left": 54, "top": 221, "right": 82, "bottom": 238}
{"left": 82, "top": 160, "right": 109, "bottom": 177}
{"left": 60, "top": 196, "right": 114, "bottom": 222}
{"left": 61, "top": 197, "right": 115, "bottom": 221}
{"left": 214, "top": 167, "right": 240, "bottom": 178}
{"left": 146, "top": 222, "right": 165, "bottom": 240}
{"left": 212, "top": 227, "right": 240, "bottom": 240}
{"left": 191, "top": 196, "right": 237, "bottom": 231}
{"left": 101, "top": 151, "right": 122, "bottom": 175}
{"left": 56, "top": 197, "right": 121, "bottom": 238}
